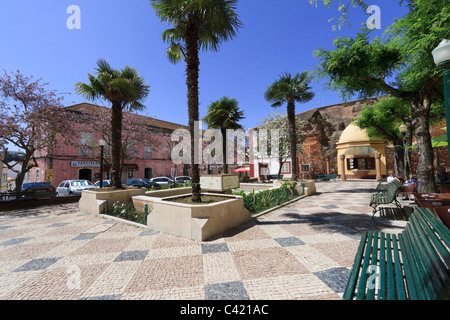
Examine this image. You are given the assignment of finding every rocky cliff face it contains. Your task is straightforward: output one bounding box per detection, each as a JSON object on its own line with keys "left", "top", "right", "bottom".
{"left": 296, "top": 98, "right": 379, "bottom": 178}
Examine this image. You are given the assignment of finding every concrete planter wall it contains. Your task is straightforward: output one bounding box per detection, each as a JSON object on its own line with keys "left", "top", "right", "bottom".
{"left": 132, "top": 193, "right": 249, "bottom": 241}
{"left": 79, "top": 188, "right": 146, "bottom": 215}
{"left": 272, "top": 180, "right": 316, "bottom": 196}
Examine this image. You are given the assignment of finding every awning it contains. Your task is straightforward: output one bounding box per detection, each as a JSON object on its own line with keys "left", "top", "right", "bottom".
{"left": 123, "top": 163, "right": 139, "bottom": 170}
{"left": 343, "top": 146, "right": 377, "bottom": 156}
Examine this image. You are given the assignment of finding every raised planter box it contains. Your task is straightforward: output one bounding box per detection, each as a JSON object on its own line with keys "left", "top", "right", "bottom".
{"left": 132, "top": 193, "right": 249, "bottom": 241}
{"left": 200, "top": 174, "right": 240, "bottom": 193}
{"left": 79, "top": 188, "right": 146, "bottom": 215}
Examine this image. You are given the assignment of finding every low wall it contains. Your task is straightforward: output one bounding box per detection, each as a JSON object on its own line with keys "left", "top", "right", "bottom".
{"left": 272, "top": 180, "right": 316, "bottom": 196}
{"left": 132, "top": 193, "right": 249, "bottom": 241}
{"left": 79, "top": 188, "right": 146, "bottom": 215}
{"left": 0, "top": 195, "right": 81, "bottom": 212}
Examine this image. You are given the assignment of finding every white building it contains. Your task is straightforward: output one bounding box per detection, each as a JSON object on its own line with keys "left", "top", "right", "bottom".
{"left": 251, "top": 154, "right": 293, "bottom": 181}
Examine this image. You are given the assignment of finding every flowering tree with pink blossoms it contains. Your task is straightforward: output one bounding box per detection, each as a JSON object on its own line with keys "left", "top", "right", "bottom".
{"left": 0, "top": 70, "right": 71, "bottom": 196}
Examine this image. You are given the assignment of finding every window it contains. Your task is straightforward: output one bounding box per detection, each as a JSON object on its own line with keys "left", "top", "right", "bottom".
{"left": 79, "top": 132, "right": 93, "bottom": 157}
{"left": 127, "top": 169, "right": 136, "bottom": 179}
{"left": 280, "top": 162, "right": 291, "bottom": 173}
{"left": 35, "top": 168, "right": 40, "bottom": 182}
{"left": 144, "top": 145, "right": 153, "bottom": 160}
{"left": 300, "top": 164, "right": 310, "bottom": 172}
{"left": 347, "top": 157, "right": 376, "bottom": 170}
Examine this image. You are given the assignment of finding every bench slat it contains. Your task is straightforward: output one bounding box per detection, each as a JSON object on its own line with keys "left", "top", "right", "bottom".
{"left": 409, "top": 215, "right": 448, "bottom": 299}
{"left": 356, "top": 232, "right": 376, "bottom": 300}
{"left": 403, "top": 225, "right": 435, "bottom": 299}
{"left": 386, "top": 233, "right": 396, "bottom": 300}
{"left": 412, "top": 213, "right": 450, "bottom": 283}
{"left": 342, "top": 232, "right": 369, "bottom": 300}
{"left": 367, "top": 232, "right": 379, "bottom": 300}
{"left": 378, "top": 232, "right": 386, "bottom": 300}
{"left": 392, "top": 234, "right": 407, "bottom": 300}
{"left": 398, "top": 233, "right": 419, "bottom": 300}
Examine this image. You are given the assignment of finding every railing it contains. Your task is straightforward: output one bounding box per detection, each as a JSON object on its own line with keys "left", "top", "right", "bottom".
{"left": 0, "top": 192, "right": 17, "bottom": 201}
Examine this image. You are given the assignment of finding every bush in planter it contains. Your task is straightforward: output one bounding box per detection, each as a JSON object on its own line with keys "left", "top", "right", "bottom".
{"left": 106, "top": 201, "right": 146, "bottom": 225}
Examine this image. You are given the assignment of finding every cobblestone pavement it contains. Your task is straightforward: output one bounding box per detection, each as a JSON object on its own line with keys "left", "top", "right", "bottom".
{"left": 0, "top": 181, "right": 408, "bottom": 300}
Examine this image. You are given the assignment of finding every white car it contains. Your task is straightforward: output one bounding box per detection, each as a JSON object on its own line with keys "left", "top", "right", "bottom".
{"left": 150, "top": 177, "right": 174, "bottom": 186}
{"left": 56, "top": 180, "right": 97, "bottom": 196}
{"left": 174, "top": 176, "right": 191, "bottom": 185}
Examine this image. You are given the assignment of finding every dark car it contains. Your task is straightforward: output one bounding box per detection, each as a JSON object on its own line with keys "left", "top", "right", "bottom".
{"left": 124, "top": 178, "right": 161, "bottom": 189}
{"left": 20, "top": 182, "right": 56, "bottom": 199}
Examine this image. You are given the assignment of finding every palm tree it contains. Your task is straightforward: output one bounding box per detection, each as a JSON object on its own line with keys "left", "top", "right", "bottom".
{"left": 264, "top": 71, "right": 314, "bottom": 181}
{"left": 202, "top": 96, "right": 245, "bottom": 174}
{"left": 75, "top": 59, "right": 150, "bottom": 189}
{"left": 150, "top": 0, "right": 242, "bottom": 202}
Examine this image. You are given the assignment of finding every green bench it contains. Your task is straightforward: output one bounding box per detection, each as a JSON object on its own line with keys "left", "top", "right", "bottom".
{"left": 369, "top": 180, "right": 404, "bottom": 218}
{"left": 343, "top": 207, "right": 450, "bottom": 300}
{"left": 313, "top": 174, "right": 337, "bottom": 181}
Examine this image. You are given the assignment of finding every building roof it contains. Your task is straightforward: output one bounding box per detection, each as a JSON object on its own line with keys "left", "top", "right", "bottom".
{"left": 337, "top": 123, "right": 377, "bottom": 144}
{"left": 65, "top": 103, "right": 189, "bottom": 132}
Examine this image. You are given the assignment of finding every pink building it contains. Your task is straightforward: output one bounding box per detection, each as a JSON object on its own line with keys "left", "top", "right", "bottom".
{"left": 29, "top": 103, "right": 191, "bottom": 187}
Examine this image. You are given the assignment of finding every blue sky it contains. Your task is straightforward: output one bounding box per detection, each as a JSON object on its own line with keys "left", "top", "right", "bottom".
{"left": 0, "top": 0, "right": 409, "bottom": 143}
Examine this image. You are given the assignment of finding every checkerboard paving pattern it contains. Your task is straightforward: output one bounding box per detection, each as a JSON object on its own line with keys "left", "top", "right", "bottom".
{"left": 0, "top": 181, "right": 408, "bottom": 300}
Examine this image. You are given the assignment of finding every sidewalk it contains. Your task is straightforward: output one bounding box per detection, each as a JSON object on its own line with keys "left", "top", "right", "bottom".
{"left": 0, "top": 181, "right": 407, "bottom": 300}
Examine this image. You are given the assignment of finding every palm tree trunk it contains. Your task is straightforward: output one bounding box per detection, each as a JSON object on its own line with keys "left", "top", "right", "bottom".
{"left": 287, "top": 99, "right": 298, "bottom": 181}
{"left": 186, "top": 18, "right": 201, "bottom": 202}
{"left": 221, "top": 128, "right": 228, "bottom": 174}
{"left": 111, "top": 101, "right": 123, "bottom": 189}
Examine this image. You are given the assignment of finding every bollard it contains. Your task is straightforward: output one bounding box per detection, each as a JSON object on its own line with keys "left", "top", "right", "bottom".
{"left": 277, "top": 189, "right": 280, "bottom": 205}
{"left": 144, "top": 204, "right": 148, "bottom": 225}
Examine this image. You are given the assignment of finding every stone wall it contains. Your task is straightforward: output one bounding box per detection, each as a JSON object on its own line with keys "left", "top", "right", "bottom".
{"left": 297, "top": 98, "right": 380, "bottom": 178}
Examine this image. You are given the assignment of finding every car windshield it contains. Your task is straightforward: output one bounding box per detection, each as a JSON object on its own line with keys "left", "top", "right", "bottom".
{"left": 71, "top": 180, "right": 93, "bottom": 187}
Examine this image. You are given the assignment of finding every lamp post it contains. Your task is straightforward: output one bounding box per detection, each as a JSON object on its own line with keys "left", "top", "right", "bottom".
{"left": 99, "top": 139, "right": 106, "bottom": 188}
{"left": 432, "top": 39, "right": 450, "bottom": 167}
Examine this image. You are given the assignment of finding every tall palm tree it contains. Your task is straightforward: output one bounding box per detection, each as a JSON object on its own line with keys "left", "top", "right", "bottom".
{"left": 264, "top": 71, "right": 314, "bottom": 180}
{"left": 150, "top": 0, "right": 242, "bottom": 202}
{"left": 202, "top": 96, "right": 245, "bottom": 174}
{"left": 75, "top": 59, "right": 150, "bottom": 189}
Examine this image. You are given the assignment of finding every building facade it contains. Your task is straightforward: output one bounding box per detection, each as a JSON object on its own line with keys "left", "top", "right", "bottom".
{"left": 29, "top": 103, "right": 191, "bottom": 187}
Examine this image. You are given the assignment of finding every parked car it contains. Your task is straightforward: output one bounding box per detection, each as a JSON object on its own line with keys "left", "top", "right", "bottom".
{"left": 20, "top": 182, "right": 56, "bottom": 199}
{"left": 56, "top": 180, "right": 97, "bottom": 196}
{"left": 94, "top": 180, "right": 112, "bottom": 188}
{"left": 174, "top": 176, "right": 191, "bottom": 185}
{"left": 150, "top": 177, "right": 174, "bottom": 186}
{"left": 124, "top": 178, "right": 160, "bottom": 189}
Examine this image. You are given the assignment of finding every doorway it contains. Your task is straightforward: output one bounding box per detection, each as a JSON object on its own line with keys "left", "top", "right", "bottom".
{"left": 79, "top": 168, "right": 92, "bottom": 181}
{"left": 144, "top": 167, "right": 153, "bottom": 179}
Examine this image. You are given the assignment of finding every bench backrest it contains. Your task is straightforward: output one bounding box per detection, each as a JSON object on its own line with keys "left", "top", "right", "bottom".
{"left": 400, "top": 207, "right": 450, "bottom": 300}
{"left": 385, "top": 180, "right": 403, "bottom": 200}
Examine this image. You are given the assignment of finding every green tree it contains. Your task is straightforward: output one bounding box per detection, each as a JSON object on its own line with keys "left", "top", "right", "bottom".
{"left": 264, "top": 71, "right": 315, "bottom": 181}
{"left": 202, "top": 96, "right": 245, "bottom": 174}
{"left": 75, "top": 59, "right": 150, "bottom": 189}
{"left": 354, "top": 96, "right": 412, "bottom": 177}
{"left": 150, "top": 0, "right": 242, "bottom": 202}
{"left": 314, "top": 0, "right": 449, "bottom": 192}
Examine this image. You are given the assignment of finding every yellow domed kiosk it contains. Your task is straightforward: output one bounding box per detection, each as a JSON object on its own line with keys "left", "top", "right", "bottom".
{"left": 336, "top": 123, "right": 386, "bottom": 180}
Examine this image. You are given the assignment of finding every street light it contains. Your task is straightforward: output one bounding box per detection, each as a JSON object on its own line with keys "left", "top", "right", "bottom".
{"left": 432, "top": 39, "right": 450, "bottom": 167}
{"left": 99, "top": 139, "right": 106, "bottom": 188}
